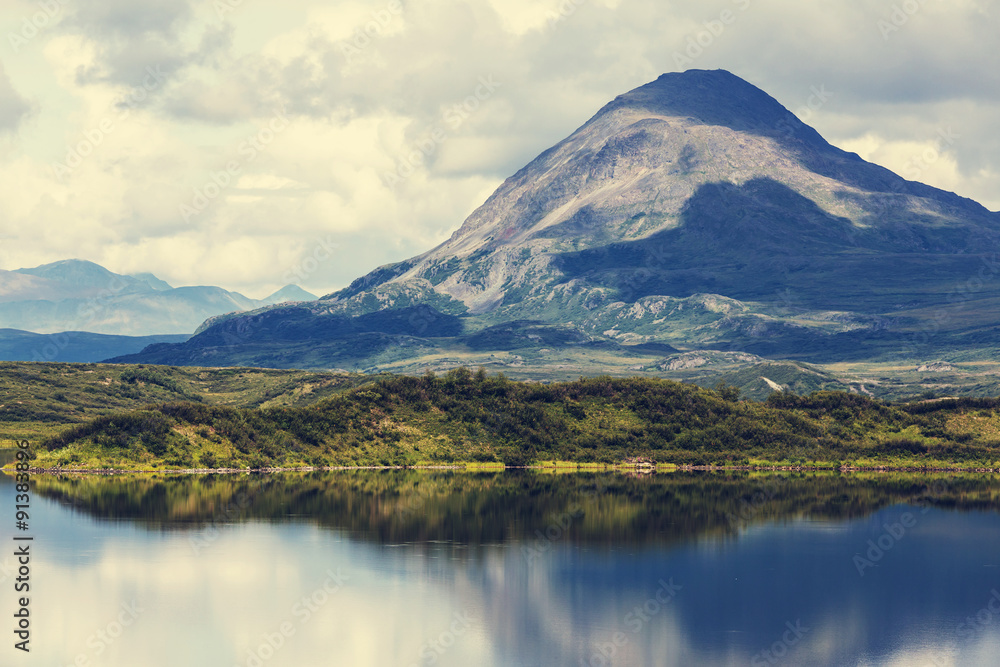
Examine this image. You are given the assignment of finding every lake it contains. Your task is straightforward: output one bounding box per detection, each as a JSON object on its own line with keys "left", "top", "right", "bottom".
{"left": 3, "top": 470, "right": 1000, "bottom": 666}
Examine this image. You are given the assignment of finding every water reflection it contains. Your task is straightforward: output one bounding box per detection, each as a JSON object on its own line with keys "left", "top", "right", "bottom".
{"left": 27, "top": 470, "right": 1000, "bottom": 544}
{"left": 5, "top": 471, "right": 1000, "bottom": 666}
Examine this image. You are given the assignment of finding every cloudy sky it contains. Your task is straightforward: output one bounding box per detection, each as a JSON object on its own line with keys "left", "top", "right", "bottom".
{"left": 1, "top": 0, "right": 997, "bottom": 298}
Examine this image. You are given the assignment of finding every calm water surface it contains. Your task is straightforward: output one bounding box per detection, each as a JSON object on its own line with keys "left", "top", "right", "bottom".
{"left": 3, "top": 471, "right": 1000, "bottom": 666}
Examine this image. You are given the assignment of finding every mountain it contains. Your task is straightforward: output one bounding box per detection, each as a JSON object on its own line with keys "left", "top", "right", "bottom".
{"left": 0, "top": 328, "right": 189, "bottom": 363}
{"left": 107, "top": 305, "right": 668, "bottom": 373}
{"left": 15, "top": 259, "right": 148, "bottom": 293}
{"left": 261, "top": 284, "right": 318, "bottom": 305}
{"left": 0, "top": 260, "right": 316, "bottom": 337}
{"left": 130, "top": 272, "right": 173, "bottom": 291}
{"left": 0, "top": 269, "right": 70, "bottom": 302}
{"left": 328, "top": 71, "right": 995, "bottom": 314}
{"left": 112, "top": 70, "right": 1000, "bottom": 388}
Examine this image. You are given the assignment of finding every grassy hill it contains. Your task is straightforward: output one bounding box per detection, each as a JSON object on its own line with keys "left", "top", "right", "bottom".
{"left": 0, "top": 361, "right": 384, "bottom": 443}
{"left": 8, "top": 366, "right": 1000, "bottom": 471}
{"left": 0, "top": 329, "right": 190, "bottom": 363}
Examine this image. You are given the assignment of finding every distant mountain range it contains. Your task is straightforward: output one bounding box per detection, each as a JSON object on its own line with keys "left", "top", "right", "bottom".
{"left": 110, "top": 70, "right": 1000, "bottom": 398}
{"left": 0, "top": 260, "right": 317, "bottom": 337}
{"left": 0, "top": 328, "right": 190, "bottom": 363}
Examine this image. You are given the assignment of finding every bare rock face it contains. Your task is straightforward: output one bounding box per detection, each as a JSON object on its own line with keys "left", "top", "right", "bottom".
{"left": 917, "top": 362, "right": 955, "bottom": 372}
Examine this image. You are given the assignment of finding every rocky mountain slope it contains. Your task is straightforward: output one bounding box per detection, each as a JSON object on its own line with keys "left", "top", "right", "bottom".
{"left": 330, "top": 70, "right": 997, "bottom": 317}
{"left": 114, "top": 70, "right": 1000, "bottom": 383}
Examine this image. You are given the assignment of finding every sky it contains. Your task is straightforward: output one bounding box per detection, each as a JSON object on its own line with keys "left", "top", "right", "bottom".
{"left": 0, "top": 0, "right": 997, "bottom": 299}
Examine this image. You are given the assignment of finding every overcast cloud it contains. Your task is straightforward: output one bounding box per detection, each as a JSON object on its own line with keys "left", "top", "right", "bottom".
{"left": 0, "top": 0, "right": 997, "bottom": 297}
{"left": 0, "top": 60, "right": 33, "bottom": 131}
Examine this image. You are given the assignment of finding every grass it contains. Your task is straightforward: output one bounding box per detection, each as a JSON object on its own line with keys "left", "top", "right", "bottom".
{"left": 0, "top": 421, "right": 65, "bottom": 443}
{"left": 0, "top": 361, "right": 384, "bottom": 444}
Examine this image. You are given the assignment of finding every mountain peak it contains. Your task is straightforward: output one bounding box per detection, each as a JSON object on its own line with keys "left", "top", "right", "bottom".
{"left": 596, "top": 69, "right": 827, "bottom": 148}
{"left": 115, "top": 71, "right": 1000, "bottom": 372}
{"left": 14, "top": 259, "right": 142, "bottom": 289}
{"left": 262, "top": 284, "right": 318, "bottom": 305}
{"left": 130, "top": 272, "right": 173, "bottom": 291}
{"left": 325, "top": 70, "right": 998, "bottom": 317}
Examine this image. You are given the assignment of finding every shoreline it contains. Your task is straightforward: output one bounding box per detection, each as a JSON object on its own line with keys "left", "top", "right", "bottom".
{"left": 5, "top": 463, "right": 998, "bottom": 475}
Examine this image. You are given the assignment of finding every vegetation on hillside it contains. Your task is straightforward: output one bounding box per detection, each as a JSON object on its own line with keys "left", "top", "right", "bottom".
{"left": 12, "top": 368, "right": 1000, "bottom": 470}
{"left": 0, "top": 361, "right": 384, "bottom": 444}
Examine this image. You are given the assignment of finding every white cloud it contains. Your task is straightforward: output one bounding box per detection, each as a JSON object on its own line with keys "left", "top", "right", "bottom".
{"left": 0, "top": 60, "right": 35, "bottom": 131}
{"left": 0, "top": 0, "right": 998, "bottom": 303}
{"left": 838, "top": 133, "right": 966, "bottom": 196}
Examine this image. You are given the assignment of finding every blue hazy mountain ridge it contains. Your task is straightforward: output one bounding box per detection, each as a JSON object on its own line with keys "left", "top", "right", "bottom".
{"left": 0, "top": 328, "right": 190, "bottom": 363}
{"left": 0, "top": 259, "right": 317, "bottom": 338}
{"left": 260, "top": 284, "right": 319, "bottom": 305}
{"left": 112, "top": 69, "right": 1000, "bottom": 373}
{"left": 130, "top": 272, "right": 173, "bottom": 291}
